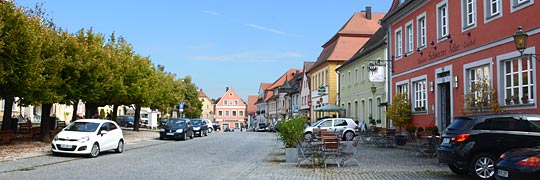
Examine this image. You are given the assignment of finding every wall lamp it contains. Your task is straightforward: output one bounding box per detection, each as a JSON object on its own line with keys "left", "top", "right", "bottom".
{"left": 513, "top": 26, "right": 540, "bottom": 61}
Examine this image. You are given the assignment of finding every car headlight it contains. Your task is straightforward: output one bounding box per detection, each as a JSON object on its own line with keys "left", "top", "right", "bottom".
{"left": 78, "top": 136, "right": 90, "bottom": 143}
{"left": 53, "top": 135, "right": 59, "bottom": 141}
{"left": 193, "top": 127, "right": 200, "bottom": 130}
{"left": 176, "top": 129, "right": 183, "bottom": 133}
{"left": 160, "top": 128, "right": 165, "bottom": 132}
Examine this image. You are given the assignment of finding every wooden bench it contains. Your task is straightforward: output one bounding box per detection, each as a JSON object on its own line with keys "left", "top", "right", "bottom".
{"left": 0, "top": 130, "right": 21, "bottom": 144}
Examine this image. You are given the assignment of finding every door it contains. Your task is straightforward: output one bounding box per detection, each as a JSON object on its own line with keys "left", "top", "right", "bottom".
{"left": 317, "top": 119, "right": 333, "bottom": 132}
{"left": 438, "top": 82, "right": 451, "bottom": 131}
{"left": 98, "top": 123, "right": 115, "bottom": 150}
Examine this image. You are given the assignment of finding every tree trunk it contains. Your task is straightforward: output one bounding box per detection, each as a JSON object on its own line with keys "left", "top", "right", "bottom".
{"left": 1, "top": 96, "right": 15, "bottom": 131}
{"left": 85, "top": 103, "right": 98, "bottom": 119}
{"left": 40, "top": 104, "right": 53, "bottom": 142}
{"left": 134, "top": 105, "right": 141, "bottom": 131}
{"left": 71, "top": 103, "right": 79, "bottom": 122}
{"left": 112, "top": 104, "right": 118, "bottom": 123}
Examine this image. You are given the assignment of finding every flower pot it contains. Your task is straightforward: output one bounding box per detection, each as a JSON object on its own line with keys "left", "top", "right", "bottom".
{"left": 285, "top": 147, "right": 298, "bottom": 163}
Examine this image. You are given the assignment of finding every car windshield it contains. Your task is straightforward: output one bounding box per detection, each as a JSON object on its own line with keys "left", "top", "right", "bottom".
{"left": 167, "top": 119, "right": 186, "bottom": 126}
{"left": 192, "top": 120, "right": 203, "bottom": 125}
{"left": 65, "top": 122, "right": 100, "bottom": 132}
{"left": 447, "top": 118, "right": 472, "bottom": 131}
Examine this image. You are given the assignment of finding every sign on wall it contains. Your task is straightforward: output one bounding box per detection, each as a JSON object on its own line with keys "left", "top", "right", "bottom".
{"left": 369, "top": 66, "right": 385, "bottom": 82}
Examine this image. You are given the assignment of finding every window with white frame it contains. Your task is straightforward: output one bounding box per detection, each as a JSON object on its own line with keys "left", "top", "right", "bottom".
{"left": 503, "top": 57, "right": 534, "bottom": 104}
{"left": 235, "top": 100, "right": 238, "bottom": 105}
{"left": 361, "top": 100, "right": 365, "bottom": 120}
{"left": 485, "top": 0, "right": 501, "bottom": 20}
{"left": 348, "top": 71, "right": 352, "bottom": 86}
{"left": 511, "top": 0, "right": 533, "bottom": 12}
{"left": 355, "top": 68, "right": 358, "bottom": 84}
{"left": 467, "top": 65, "right": 490, "bottom": 106}
{"left": 437, "top": 1, "right": 449, "bottom": 39}
{"left": 354, "top": 101, "right": 358, "bottom": 121}
{"left": 405, "top": 21, "right": 414, "bottom": 54}
{"left": 377, "top": 98, "right": 382, "bottom": 121}
{"left": 232, "top": 111, "right": 237, "bottom": 116}
{"left": 224, "top": 100, "right": 228, "bottom": 105}
{"left": 397, "top": 83, "right": 409, "bottom": 97}
{"left": 462, "top": 0, "right": 476, "bottom": 30}
{"left": 225, "top": 110, "right": 230, "bottom": 116}
{"left": 218, "top": 111, "right": 223, "bottom": 116}
{"left": 240, "top": 111, "right": 244, "bottom": 116}
{"left": 395, "top": 28, "right": 403, "bottom": 58}
{"left": 361, "top": 66, "right": 366, "bottom": 82}
{"left": 368, "top": 99, "right": 373, "bottom": 119}
{"left": 417, "top": 13, "right": 427, "bottom": 49}
{"left": 413, "top": 80, "right": 427, "bottom": 111}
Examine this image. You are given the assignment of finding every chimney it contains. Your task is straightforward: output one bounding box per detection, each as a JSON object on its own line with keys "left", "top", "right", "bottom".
{"left": 226, "top": 87, "right": 229, "bottom": 92}
{"left": 366, "top": 6, "right": 372, "bottom": 20}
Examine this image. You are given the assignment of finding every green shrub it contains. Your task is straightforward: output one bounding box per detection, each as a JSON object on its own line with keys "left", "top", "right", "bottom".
{"left": 275, "top": 117, "right": 307, "bottom": 148}
{"left": 406, "top": 125, "right": 417, "bottom": 132}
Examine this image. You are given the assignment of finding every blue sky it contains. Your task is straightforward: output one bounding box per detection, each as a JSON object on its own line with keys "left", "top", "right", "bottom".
{"left": 16, "top": 0, "right": 391, "bottom": 101}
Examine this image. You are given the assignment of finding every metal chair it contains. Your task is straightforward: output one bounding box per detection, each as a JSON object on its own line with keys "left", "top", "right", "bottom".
{"left": 339, "top": 136, "right": 361, "bottom": 167}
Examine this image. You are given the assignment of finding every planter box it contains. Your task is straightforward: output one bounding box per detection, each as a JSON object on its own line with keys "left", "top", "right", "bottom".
{"left": 285, "top": 147, "right": 298, "bottom": 163}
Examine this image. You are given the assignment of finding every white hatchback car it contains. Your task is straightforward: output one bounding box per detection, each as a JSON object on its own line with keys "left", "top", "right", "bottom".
{"left": 52, "top": 119, "right": 125, "bottom": 158}
{"left": 304, "top": 118, "right": 359, "bottom": 141}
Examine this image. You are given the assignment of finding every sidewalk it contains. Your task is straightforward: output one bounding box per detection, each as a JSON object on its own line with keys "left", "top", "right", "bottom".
{"left": 0, "top": 129, "right": 158, "bottom": 162}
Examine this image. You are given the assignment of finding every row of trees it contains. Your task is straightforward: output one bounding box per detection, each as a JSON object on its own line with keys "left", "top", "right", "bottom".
{"left": 0, "top": 1, "right": 201, "bottom": 141}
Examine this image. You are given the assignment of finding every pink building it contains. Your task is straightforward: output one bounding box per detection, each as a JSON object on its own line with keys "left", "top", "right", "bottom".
{"left": 214, "top": 87, "right": 247, "bottom": 130}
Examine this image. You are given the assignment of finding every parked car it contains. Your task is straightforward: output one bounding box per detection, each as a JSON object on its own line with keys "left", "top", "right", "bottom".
{"left": 190, "top": 118, "right": 209, "bottom": 137}
{"left": 257, "top": 123, "right": 268, "bottom": 132}
{"left": 303, "top": 118, "right": 359, "bottom": 141}
{"left": 213, "top": 123, "right": 221, "bottom": 131}
{"left": 159, "top": 118, "right": 194, "bottom": 141}
{"left": 204, "top": 119, "right": 213, "bottom": 133}
{"left": 52, "top": 119, "right": 125, "bottom": 158}
{"left": 116, "top": 115, "right": 136, "bottom": 127}
{"left": 437, "top": 113, "right": 540, "bottom": 179}
{"left": 495, "top": 148, "right": 540, "bottom": 180}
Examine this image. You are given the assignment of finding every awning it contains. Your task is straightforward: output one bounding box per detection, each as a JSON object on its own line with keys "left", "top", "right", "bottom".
{"left": 314, "top": 104, "right": 345, "bottom": 112}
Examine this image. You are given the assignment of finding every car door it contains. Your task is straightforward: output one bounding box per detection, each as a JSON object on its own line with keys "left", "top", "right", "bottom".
{"left": 108, "top": 122, "right": 121, "bottom": 147}
{"left": 525, "top": 116, "right": 540, "bottom": 147}
{"left": 317, "top": 119, "right": 334, "bottom": 132}
{"left": 491, "top": 117, "right": 530, "bottom": 154}
{"left": 333, "top": 119, "right": 348, "bottom": 135}
{"left": 98, "top": 123, "right": 115, "bottom": 150}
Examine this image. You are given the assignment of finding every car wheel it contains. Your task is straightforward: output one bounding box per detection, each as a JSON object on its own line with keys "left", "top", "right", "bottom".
{"left": 181, "top": 133, "right": 187, "bottom": 141}
{"left": 209, "top": 128, "right": 213, "bottom": 133}
{"left": 159, "top": 135, "right": 164, "bottom": 140}
{"left": 469, "top": 153, "right": 495, "bottom": 179}
{"left": 204, "top": 130, "right": 208, "bottom": 136}
{"left": 115, "top": 140, "right": 124, "bottom": 153}
{"left": 448, "top": 164, "right": 468, "bottom": 175}
{"left": 344, "top": 131, "right": 355, "bottom": 141}
{"left": 89, "top": 143, "right": 100, "bottom": 158}
{"left": 190, "top": 131, "right": 194, "bottom": 139}
{"left": 304, "top": 132, "right": 313, "bottom": 142}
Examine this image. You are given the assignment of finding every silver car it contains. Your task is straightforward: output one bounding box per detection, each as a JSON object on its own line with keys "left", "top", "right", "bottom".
{"left": 303, "top": 118, "right": 359, "bottom": 141}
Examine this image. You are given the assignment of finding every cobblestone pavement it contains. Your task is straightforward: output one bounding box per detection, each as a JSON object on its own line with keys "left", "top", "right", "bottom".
{"left": 232, "top": 133, "right": 474, "bottom": 180}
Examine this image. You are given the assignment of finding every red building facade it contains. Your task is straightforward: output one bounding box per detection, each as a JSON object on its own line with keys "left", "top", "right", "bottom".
{"left": 382, "top": 0, "right": 540, "bottom": 130}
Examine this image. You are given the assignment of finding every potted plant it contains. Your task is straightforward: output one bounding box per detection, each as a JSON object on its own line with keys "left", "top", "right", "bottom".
{"left": 513, "top": 96, "right": 520, "bottom": 104}
{"left": 275, "top": 117, "right": 307, "bottom": 163}
{"left": 425, "top": 126, "right": 439, "bottom": 136}
{"left": 505, "top": 98, "right": 512, "bottom": 105}
{"left": 406, "top": 125, "right": 417, "bottom": 133}
{"left": 386, "top": 93, "right": 412, "bottom": 146}
{"left": 416, "top": 127, "right": 424, "bottom": 139}
{"left": 521, "top": 95, "right": 529, "bottom": 104}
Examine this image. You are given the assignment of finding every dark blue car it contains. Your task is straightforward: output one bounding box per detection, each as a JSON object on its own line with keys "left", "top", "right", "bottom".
{"left": 190, "top": 118, "right": 209, "bottom": 137}
{"left": 159, "top": 118, "right": 194, "bottom": 141}
{"left": 495, "top": 148, "right": 540, "bottom": 180}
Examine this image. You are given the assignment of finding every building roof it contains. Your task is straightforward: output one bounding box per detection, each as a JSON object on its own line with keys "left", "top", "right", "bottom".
{"left": 308, "top": 10, "right": 385, "bottom": 72}
{"left": 247, "top": 96, "right": 258, "bottom": 114}
{"left": 337, "top": 27, "right": 387, "bottom": 70}
{"left": 268, "top": 69, "right": 300, "bottom": 90}
{"left": 198, "top": 89, "right": 208, "bottom": 98}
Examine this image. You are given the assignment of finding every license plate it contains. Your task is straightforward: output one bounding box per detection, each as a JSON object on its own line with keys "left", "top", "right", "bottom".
{"left": 442, "top": 138, "right": 450, "bottom": 144}
{"left": 497, "top": 169, "right": 508, "bottom": 178}
{"left": 166, "top": 133, "right": 174, "bottom": 136}
{"left": 60, "top": 144, "right": 72, "bottom": 149}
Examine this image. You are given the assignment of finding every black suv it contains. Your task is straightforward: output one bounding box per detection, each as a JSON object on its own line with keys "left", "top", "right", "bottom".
{"left": 437, "top": 113, "right": 540, "bottom": 179}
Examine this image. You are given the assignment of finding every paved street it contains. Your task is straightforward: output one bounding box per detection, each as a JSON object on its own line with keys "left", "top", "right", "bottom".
{"left": 0, "top": 131, "right": 474, "bottom": 180}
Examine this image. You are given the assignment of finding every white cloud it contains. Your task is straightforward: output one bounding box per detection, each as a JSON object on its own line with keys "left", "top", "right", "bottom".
{"left": 245, "top": 24, "right": 287, "bottom": 35}
{"left": 201, "top": 10, "right": 221, "bottom": 16}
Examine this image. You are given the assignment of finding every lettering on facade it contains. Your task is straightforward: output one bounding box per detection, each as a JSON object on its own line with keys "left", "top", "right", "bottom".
{"left": 419, "top": 38, "right": 477, "bottom": 64}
